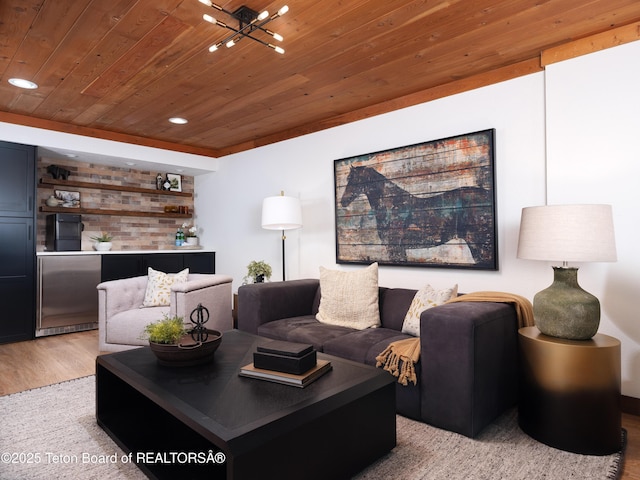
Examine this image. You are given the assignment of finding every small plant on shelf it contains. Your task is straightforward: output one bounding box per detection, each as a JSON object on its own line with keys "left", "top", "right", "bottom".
{"left": 90, "top": 232, "right": 113, "bottom": 242}
{"left": 182, "top": 222, "right": 198, "bottom": 237}
{"left": 244, "top": 260, "right": 272, "bottom": 284}
{"left": 142, "top": 315, "right": 187, "bottom": 345}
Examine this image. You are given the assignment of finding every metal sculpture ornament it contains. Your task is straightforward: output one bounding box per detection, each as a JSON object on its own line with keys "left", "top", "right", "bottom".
{"left": 190, "top": 303, "right": 210, "bottom": 342}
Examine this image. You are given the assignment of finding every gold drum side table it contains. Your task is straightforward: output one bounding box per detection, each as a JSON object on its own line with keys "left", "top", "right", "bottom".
{"left": 518, "top": 326, "right": 621, "bottom": 455}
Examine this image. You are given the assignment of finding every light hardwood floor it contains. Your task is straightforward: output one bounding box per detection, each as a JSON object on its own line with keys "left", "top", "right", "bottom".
{"left": 0, "top": 330, "right": 638, "bottom": 479}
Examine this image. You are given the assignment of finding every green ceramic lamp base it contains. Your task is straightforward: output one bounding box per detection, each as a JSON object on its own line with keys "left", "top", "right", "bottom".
{"left": 533, "top": 266, "right": 600, "bottom": 340}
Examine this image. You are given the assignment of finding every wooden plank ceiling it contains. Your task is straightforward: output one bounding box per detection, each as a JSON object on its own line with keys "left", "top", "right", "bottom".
{"left": 1, "top": 0, "right": 639, "bottom": 158}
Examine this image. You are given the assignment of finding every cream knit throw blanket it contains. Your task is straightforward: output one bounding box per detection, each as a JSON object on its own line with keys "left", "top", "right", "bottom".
{"left": 375, "top": 291, "right": 534, "bottom": 385}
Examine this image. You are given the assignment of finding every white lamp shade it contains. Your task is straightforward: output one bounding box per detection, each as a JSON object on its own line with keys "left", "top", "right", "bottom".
{"left": 261, "top": 195, "right": 302, "bottom": 230}
{"left": 517, "top": 204, "right": 617, "bottom": 263}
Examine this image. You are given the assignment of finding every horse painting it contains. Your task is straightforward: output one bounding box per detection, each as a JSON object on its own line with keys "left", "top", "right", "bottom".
{"left": 338, "top": 165, "right": 496, "bottom": 268}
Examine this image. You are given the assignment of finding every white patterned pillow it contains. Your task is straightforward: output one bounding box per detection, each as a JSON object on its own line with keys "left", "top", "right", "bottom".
{"left": 142, "top": 267, "right": 189, "bottom": 307}
{"left": 316, "top": 263, "right": 380, "bottom": 330}
{"left": 401, "top": 284, "right": 458, "bottom": 336}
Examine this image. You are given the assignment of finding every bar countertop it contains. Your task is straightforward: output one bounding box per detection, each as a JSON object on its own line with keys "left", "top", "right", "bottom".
{"left": 36, "top": 248, "right": 214, "bottom": 256}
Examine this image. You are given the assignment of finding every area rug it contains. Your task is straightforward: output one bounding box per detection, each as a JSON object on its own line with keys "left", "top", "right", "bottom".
{"left": 0, "top": 376, "right": 625, "bottom": 480}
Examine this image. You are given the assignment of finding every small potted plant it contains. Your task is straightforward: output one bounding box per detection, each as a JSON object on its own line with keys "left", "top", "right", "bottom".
{"left": 142, "top": 313, "right": 222, "bottom": 367}
{"left": 243, "top": 260, "right": 272, "bottom": 284}
{"left": 143, "top": 314, "right": 187, "bottom": 345}
{"left": 91, "top": 232, "right": 113, "bottom": 251}
{"left": 182, "top": 222, "right": 199, "bottom": 246}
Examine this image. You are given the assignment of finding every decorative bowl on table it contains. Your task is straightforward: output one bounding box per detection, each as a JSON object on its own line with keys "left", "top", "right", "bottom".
{"left": 149, "top": 329, "right": 222, "bottom": 367}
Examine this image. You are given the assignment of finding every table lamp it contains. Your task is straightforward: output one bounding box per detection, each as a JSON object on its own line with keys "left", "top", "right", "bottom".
{"left": 262, "top": 191, "right": 302, "bottom": 281}
{"left": 517, "top": 204, "right": 616, "bottom": 340}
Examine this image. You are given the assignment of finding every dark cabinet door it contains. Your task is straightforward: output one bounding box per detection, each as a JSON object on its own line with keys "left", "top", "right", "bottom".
{"left": 101, "top": 252, "right": 215, "bottom": 282}
{"left": 0, "top": 217, "right": 34, "bottom": 343}
{"left": 100, "top": 254, "right": 143, "bottom": 282}
{"left": 184, "top": 252, "right": 215, "bottom": 273}
{"left": 0, "top": 141, "right": 35, "bottom": 217}
{"left": 0, "top": 141, "right": 35, "bottom": 344}
{"left": 142, "top": 254, "right": 184, "bottom": 273}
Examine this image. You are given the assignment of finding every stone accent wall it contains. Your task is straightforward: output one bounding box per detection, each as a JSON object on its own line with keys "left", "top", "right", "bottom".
{"left": 37, "top": 157, "right": 195, "bottom": 251}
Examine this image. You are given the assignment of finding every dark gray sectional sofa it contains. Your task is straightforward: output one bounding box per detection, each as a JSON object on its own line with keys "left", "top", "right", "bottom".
{"left": 237, "top": 278, "right": 520, "bottom": 438}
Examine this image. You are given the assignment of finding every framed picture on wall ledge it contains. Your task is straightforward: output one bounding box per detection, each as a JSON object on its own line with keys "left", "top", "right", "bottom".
{"left": 55, "top": 190, "right": 81, "bottom": 208}
{"left": 334, "top": 129, "right": 498, "bottom": 270}
{"left": 166, "top": 173, "right": 182, "bottom": 192}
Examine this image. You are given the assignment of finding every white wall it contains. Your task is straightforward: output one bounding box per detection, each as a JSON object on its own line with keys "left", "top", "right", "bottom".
{"left": 196, "top": 41, "right": 640, "bottom": 399}
{"left": 545, "top": 40, "right": 640, "bottom": 398}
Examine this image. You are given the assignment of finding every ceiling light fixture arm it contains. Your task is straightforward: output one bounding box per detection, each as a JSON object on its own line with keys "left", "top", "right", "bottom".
{"left": 199, "top": 1, "right": 288, "bottom": 54}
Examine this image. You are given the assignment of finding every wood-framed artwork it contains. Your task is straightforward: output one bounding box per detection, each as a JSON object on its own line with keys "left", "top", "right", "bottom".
{"left": 334, "top": 129, "right": 498, "bottom": 270}
{"left": 166, "top": 173, "right": 182, "bottom": 192}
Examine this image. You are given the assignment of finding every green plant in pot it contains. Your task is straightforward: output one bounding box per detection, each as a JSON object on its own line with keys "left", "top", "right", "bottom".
{"left": 244, "top": 260, "right": 272, "bottom": 284}
{"left": 143, "top": 315, "right": 187, "bottom": 345}
{"left": 142, "top": 314, "right": 222, "bottom": 367}
{"left": 91, "top": 232, "right": 113, "bottom": 251}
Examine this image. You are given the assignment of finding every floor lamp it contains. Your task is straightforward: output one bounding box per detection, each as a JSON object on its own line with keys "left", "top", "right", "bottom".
{"left": 261, "top": 191, "right": 302, "bottom": 281}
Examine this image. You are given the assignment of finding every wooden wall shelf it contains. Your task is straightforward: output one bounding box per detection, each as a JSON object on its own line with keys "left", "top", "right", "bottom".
{"left": 39, "top": 206, "right": 190, "bottom": 219}
{"left": 39, "top": 178, "right": 192, "bottom": 197}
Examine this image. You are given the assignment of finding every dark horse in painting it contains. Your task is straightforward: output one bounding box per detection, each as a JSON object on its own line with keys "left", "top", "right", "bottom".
{"left": 340, "top": 166, "right": 495, "bottom": 267}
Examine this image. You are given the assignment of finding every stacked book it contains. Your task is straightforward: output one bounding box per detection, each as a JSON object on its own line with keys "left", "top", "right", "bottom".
{"left": 239, "top": 340, "right": 332, "bottom": 388}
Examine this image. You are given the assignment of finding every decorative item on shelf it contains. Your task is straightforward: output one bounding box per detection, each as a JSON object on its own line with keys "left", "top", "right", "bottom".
{"left": 199, "top": 0, "right": 289, "bottom": 55}
{"left": 166, "top": 173, "right": 182, "bottom": 192}
{"left": 45, "top": 194, "right": 62, "bottom": 207}
{"left": 517, "top": 204, "right": 617, "bottom": 340}
{"left": 142, "top": 310, "right": 222, "bottom": 367}
{"left": 91, "top": 232, "right": 113, "bottom": 251}
{"left": 164, "top": 205, "right": 180, "bottom": 213}
{"left": 182, "top": 222, "right": 199, "bottom": 246}
{"left": 156, "top": 173, "right": 163, "bottom": 190}
{"left": 55, "top": 190, "right": 81, "bottom": 208}
{"left": 243, "top": 260, "right": 272, "bottom": 284}
{"left": 262, "top": 191, "right": 302, "bottom": 281}
{"left": 46, "top": 164, "right": 71, "bottom": 180}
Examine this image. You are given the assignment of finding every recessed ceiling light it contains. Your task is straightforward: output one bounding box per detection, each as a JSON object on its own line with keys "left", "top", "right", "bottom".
{"left": 169, "top": 117, "right": 188, "bottom": 125}
{"left": 125, "top": 162, "right": 136, "bottom": 166}
{"left": 8, "top": 78, "right": 38, "bottom": 89}
{"left": 64, "top": 153, "right": 78, "bottom": 158}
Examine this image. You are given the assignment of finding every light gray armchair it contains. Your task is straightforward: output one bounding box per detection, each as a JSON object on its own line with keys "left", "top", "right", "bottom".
{"left": 97, "top": 273, "right": 233, "bottom": 352}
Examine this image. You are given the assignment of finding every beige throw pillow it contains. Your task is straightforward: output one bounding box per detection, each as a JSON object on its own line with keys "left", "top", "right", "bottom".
{"left": 316, "top": 263, "right": 380, "bottom": 330}
{"left": 401, "top": 284, "right": 458, "bottom": 336}
{"left": 142, "top": 267, "right": 189, "bottom": 307}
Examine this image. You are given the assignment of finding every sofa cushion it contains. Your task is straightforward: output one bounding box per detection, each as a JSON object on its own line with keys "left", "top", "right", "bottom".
{"left": 323, "top": 327, "right": 413, "bottom": 366}
{"left": 142, "top": 267, "right": 189, "bottom": 307}
{"left": 257, "top": 316, "right": 356, "bottom": 352}
{"left": 316, "top": 263, "right": 380, "bottom": 330}
{"left": 106, "top": 306, "right": 170, "bottom": 346}
{"left": 401, "top": 284, "right": 458, "bottom": 336}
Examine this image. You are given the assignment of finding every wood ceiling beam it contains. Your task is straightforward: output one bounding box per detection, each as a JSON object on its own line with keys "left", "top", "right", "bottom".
{"left": 0, "top": 110, "right": 221, "bottom": 158}
{"left": 541, "top": 21, "right": 640, "bottom": 66}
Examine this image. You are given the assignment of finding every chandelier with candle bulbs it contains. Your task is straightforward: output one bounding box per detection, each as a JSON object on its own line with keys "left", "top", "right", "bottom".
{"left": 198, "top": 1, "right": 289, "bottom": 54}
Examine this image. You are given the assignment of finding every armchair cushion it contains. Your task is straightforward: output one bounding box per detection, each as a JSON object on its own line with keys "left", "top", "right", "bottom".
{"left": 142, "top": 267, "right": 189, "bottom": 307}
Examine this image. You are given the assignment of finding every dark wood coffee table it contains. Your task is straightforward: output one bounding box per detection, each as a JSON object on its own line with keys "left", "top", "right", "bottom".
{"left": 96, "top": 330, "right": 396, "bottom": 480}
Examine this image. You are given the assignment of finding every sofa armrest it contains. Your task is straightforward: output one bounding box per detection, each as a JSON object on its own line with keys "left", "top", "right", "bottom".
{"left": 419, "top": 301, "right": 518, "bottom": 437}
{"left": 170, "top": 274, "right": 233, "bottom": 331}
{"left": 237, "top": 279, "right": 320, "bottom": 334}
{"left": 171, "top": 274, "right": 233, "bottom": 294}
